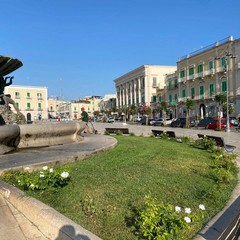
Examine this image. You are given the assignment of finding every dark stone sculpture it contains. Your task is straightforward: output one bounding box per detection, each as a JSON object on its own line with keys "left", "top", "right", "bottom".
{"left": 0, "top": 75, "right": 26, "bottom": 125}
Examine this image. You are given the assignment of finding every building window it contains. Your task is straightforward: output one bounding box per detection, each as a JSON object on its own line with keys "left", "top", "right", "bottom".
{"left": 209, "top": 83, "right": 214, "bottom": 96}
{"left": 27, "top": 92, "right": 31, "bottom": 98}
{"left": 198, "top": 64, "right": 203, "bottom": 73}
{"left": 174, "top": 94, "right": 178, "bottom": 102}
{"left": 27, "top": 103, "right": 31, "bottom": 109}
{"left": 208, "top": 60, "right": 213, "bottom": 70}
{"left": 191, "top": 87, "right": 195, "bottom": 98}
{"left": 15, "top": 92, "right": 20, "bottom": 98}
{"left": 74, "top": 106, "right": 77, "bottom": 111}
{"left": 16, "top": 102, "right": 19, "bottom": 108}
{"left": 153, "top": 77, "right": 157, "bottom": 87}
{"left": 37, "top": 93, "right": 42, "bottom": 99}
{"left": 222, "top": 80, "right": 227, "bottom": 92}
{"left": 142, "top": 96, "right": 145, "bottom": 104}
{"left": 169, "top": 81, "right": 172, "bottom": 89}
{"left": 174, "top": 79, "right": 178, "bottom": 88}
{"left": 182, "top": 89, "right": 186, "bottom": 98}
{"left": 152, "top": 96, "right": 156, "bottom": 102}
{"left": 200, "top": 86, "right": 204, "bottom": 96}
{"left": 180, "top": 70, "right": 185, "bottom": 78}
{"left": 189, "top": 66, "right": 194, "bottom": 76}
{"left": 158, "top": 96, "right": 162, "bottom": 102}
{"left": 169, "top": 94, "right": 172, "bottom": 104}
{"left": 221, "top": 57, "right": 226, "bottom": 68}
{"left": 38, "top": 103, "right": 42, "bottom": 109}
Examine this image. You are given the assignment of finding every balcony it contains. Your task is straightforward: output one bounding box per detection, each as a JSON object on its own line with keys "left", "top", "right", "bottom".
{"left": 205, "top": 69, "right": 215, "bottom": 76}
{"left": 216, "top": 66, "right": 226, "bottom": 73}
{"left": 179, "top": 77, "right": 186, "bottom": 83}
{"left": 25, "top": 108, "right": 33, "bottom": 111}
{"left": 187, "top": 74, "right": 195, "bottom": 81}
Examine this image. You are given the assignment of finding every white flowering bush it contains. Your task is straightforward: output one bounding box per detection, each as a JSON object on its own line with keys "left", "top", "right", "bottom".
{"left": 9, "top": 166, "right": 71, "bottom": 191}
{"left": 137, "top": 195, "right": 205, "bottom": 239}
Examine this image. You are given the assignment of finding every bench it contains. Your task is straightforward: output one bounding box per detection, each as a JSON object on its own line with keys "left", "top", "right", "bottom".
{"left": 151, "top": 129, "right": 164, "bottom": 137}
{"left": 166, "top": 131, "right": 177, "bottom": 139}
{"left": 197, "top": 134, "right": 236, "bottom": 152}
{"left": 105, "top": 128, "right": 129, "bottom": 134}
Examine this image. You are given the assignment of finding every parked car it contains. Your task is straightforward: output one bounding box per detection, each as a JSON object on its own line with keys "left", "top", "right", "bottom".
{"left": 150, "top": 118, "right": 164, "bottom": 126}
{"left": 108, "top": 118, "right": 115, "bottom": 123}
{"left": 196, "top": 117, "right": 214, "bottom": 129}
{"left": 229, "top": 117, "right": 239, "bottom": 126}
{"left": 170, "top": 118, "right": 186, "bottom": 128}
{"left": 141, "top": 116, "right": 154, "bottom": 125}
{"left": 170, "top": 118, "right": 195, "bottom": 128}
{"left": 207, "top": 118, "right": 232, "bottom": 130}
{"left": 150, "top": 118, "right": 173, "bottom": 126}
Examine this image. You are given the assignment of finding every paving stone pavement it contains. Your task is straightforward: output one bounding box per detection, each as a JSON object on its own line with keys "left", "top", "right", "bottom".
{"left": 0, "top": 123, "right": 239, "bottom": 240}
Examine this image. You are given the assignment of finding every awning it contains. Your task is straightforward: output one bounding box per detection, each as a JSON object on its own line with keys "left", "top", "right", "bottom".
{"left": 0, "top": 55, "right": 23, "bottom": 76}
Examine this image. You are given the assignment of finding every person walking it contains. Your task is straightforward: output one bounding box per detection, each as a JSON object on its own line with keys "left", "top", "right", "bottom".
{"left": 81, "top": 107, "right": 90, "bottom": 133}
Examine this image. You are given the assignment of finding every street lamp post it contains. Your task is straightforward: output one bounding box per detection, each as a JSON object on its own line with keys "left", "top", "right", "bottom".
{"left": 225, "top": 54, "right": 230, "bottom": 132}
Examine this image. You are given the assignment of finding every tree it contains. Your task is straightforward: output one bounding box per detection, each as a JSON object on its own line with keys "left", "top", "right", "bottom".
{"left": 215, "top": 94, "right": 227, "bottom": 130}
{"left": 185, "top": 99, "right": 195, "bottom": 128}
{"left": 160, "top": 101, "right": 168, "bottom": 126}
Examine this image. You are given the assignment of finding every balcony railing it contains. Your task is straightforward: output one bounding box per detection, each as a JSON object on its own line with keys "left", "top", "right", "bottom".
{"left": 205, "top": 69, "right": 215, "bottom": 76}
{"left": 179, "top": 77, "right": 186, "bottom": 82}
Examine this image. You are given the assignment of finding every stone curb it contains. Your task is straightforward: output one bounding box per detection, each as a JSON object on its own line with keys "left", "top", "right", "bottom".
{"left": 0, "top": 181, "right": 101, "bottom": 240}
{"left": 193, "top": 160, "right": 240, "bottom": 239}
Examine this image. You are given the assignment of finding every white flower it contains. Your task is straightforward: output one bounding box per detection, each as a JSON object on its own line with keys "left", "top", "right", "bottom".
{"left": 185, "top": 208, "right": 191, "bottom": 214}
{"left": 199, "top": 204, "right": 205, "bottom": 211}
{"left": 30, "top": 184, "right": 35, "bottom": 188}
{"left": 40, "top": 171, "right": 44, "bottom": 174}
{"left": 43, "top": 166, "right": 48, "bottom": 170}
{"left": 175, "top": 206, "right": 181, "bottom": 213}
{"left": 40, "top": 174, "right": 45, "bottom": 178}
{"left": 61, "top": 172, "right": 69, "bottom": 178}
{"left": 18, "top": 180, "right": 21, "bottom": 183}
{"left": 49, "top": 168, "right": 53, "bottom": 173}
{"left": 184, "top": 216, "right": 191, "bottom": 223}
{"left": 24, "top": 167, "right": 30, "bottom": 171}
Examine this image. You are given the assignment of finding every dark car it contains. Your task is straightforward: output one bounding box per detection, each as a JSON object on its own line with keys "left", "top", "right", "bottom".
{"left": 170, "top": 118, "right": 186, "bottom": 128}
{"left": 170, "top": 118, "right": 196, "bottom": 128}
{"left": 196, "top": 117, "right": 214, "bottom": 129}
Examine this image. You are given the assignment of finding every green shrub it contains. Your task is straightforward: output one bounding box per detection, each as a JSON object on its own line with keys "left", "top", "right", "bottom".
{"left": 192, "top": 137, "right": 216, "bottom": 152}
{"left": 104, "top": 130, "right": 110, "bottom": 135}
{"left": 1, "top": 166, "right": 71, "bottom": 191}
{"left": 129, "top": 132, "right": 135, "bottom": 136}
{"left": 136, "top": 195, "right": 205, "bottom": 240}
{"left": 115, "top": 130, "right": 123, "bottom": 135}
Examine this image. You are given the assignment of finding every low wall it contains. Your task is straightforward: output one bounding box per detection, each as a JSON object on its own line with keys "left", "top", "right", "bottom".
{"left": 0, "top": 181, "right": 101, "bottom": 240}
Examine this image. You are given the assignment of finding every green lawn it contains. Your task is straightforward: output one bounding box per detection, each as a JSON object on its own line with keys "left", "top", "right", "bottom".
{"left": 9, "top": 136, "right": 239, "bottom": 239}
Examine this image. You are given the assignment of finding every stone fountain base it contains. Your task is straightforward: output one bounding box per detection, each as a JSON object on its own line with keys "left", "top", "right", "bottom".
{"left": 0, "top": 121, "right": 86, "bottom": 155}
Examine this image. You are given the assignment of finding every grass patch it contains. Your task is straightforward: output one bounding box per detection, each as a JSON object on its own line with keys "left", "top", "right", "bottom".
{"left": 1, "top": 136, "right": 238, "bottom": 239}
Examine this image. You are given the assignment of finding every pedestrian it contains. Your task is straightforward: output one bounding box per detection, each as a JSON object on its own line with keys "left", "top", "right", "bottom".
{"left": 81, "top": 107, "right": 91, "bottom": 133}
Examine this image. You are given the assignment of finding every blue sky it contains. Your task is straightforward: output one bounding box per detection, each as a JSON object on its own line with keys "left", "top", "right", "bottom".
{"left": 1, "top": 0, "right": 240, "bottom": 100}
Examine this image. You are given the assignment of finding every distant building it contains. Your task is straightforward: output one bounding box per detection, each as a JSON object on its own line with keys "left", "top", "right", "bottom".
{"left": 114, "top": 65, "right": 177, "bottom": 112}
{"left": 5, "top": 85, "right": 48, "bottom": 121}
{"left": 48, "top": 95, "right": 102, "bottom": 120}
{"left": 99, "top": 94, "right": 116, "bottom": 112}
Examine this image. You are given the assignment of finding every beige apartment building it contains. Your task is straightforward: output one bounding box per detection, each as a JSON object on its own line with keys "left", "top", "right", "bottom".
{"left": 155, "top": 36, "right": 240, "bottom": 119}
{"left": 5, "top": 85, "right": 48, "bottom": 121}
{"left": 48, "top": 96, "right": 102, "bottom": 120}
{"left": 114, "top": 65, "right": 177, "bottom": 112}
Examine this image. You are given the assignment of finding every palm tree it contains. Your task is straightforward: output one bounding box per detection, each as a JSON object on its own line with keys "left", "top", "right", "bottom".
{"left": 185, "top": 99, "right": 195, "bottom": 128}
{"left": 160, "top": 101, "right": 168, "bottom": 126}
